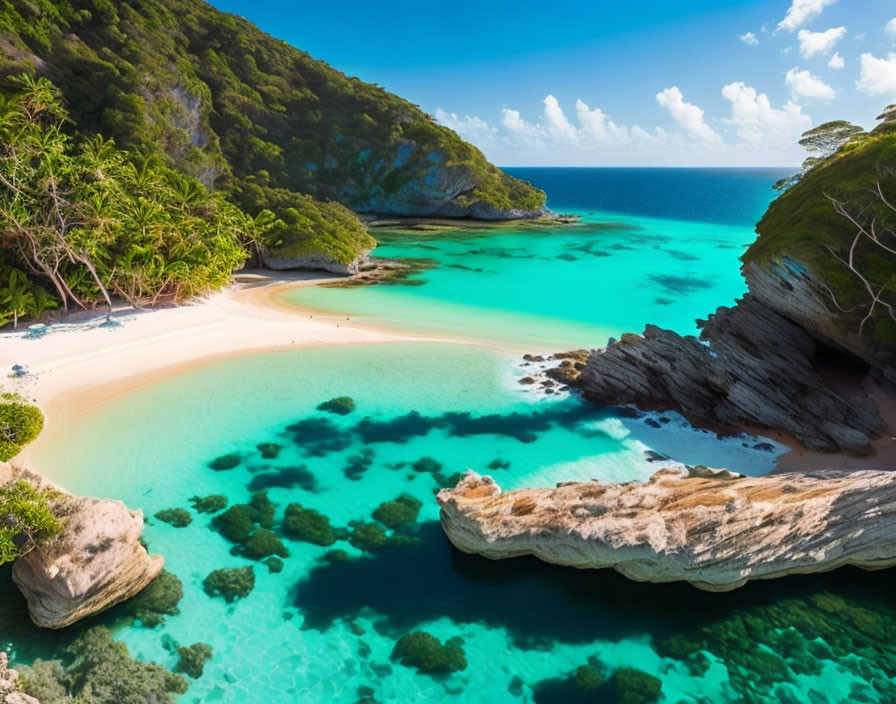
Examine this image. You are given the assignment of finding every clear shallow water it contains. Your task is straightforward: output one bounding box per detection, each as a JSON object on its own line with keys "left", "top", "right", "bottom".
{"left": 284, "top": 168, "right": 791, "bottom": 349}
{"left": 5, "top": 169, "right": 896, "bottom": 704}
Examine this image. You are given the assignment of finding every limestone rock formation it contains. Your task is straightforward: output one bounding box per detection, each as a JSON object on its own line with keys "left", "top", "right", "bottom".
{"left": 574, "top": 294, "right": 886, "bottom": 454}
{"left": 10, "top": 469, "right": 163, "bottom": 629}
{"left": 258, "top": 247, "right": 373, "bottom": 275}
{"left": 437, "top": 469, "right": 896, "bottom": 591}
{"left": 0, "top": 652, "right": 40, "bottom": 704}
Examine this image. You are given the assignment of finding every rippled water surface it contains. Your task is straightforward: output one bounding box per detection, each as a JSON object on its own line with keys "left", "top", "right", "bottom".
{"left": 6, "top": 169, "right": 895, "bottom": 704}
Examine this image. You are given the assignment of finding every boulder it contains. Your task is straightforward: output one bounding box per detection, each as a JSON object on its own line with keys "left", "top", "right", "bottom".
{"left": 437, "top": 469, "right": 896, "bottom": 591}
{"left": 0, "top": 652, "right": 40, "bottom": 704}
{"left": 10, "top": 470, "right": 163, "bottom": 629}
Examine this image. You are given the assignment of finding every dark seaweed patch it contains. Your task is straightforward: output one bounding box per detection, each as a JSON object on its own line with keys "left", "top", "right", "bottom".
{"left": 285, "top": 417, "right": 353, "bottom": 456}
{"left": 248, "top": 466, "right": 317, "bottom": 492}
{"left": 649, "top": 274, "right": 714, "bottom": 296}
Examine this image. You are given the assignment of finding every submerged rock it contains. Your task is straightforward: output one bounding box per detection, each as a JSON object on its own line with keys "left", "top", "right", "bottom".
{"left": 437, "top": 469, "right": 896, "bottom": 592}
{"left": 10, "top": 469, "right": 163, "bottom": 629}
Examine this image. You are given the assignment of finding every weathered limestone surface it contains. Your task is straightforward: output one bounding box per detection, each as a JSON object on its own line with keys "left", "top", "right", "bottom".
{"left": 259, "top": 248, "right": 373, "bottom": 275}
{"left": 437, "top": 469, "right": 896, "bottom": 591}
{"left": 0, "top": 652, "right": 40, "bottom": 704}
{"left": 575, "top": 294, "right": 885, "bottom": 454}
{"left": 9, "top": 469, "right": 163, "bottom": 629}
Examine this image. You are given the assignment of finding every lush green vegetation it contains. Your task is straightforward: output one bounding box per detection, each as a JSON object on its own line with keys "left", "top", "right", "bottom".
{"left": 125, "top": 569, "right": 184, "bottom": 627}
{"left": 748, "top": 115, "right": 896, "bottom": 350}
{"left": 0, "top": 478, "right": 61, "bottom": 564}
{"left": 176, "top": 642, "right": 213, "bottom": 679}
{"left": 17, "top": 626, "right": 188, "bottom": 704}
{"left": 202, "top": 566, "right": 255, "bottom": 602}
{"left": 153, "top": 507, "right": 192, "bottom": 528}
{"left": 0, "top": 393, "right": 44, "bottom": 460}
{"left": 282, "top": 503, "right": 336, "bottom": 546}
{"left": 0, "top": 76, "right": 252, "bottom": 319}
{"left": 0, "top": 0, "right": 542, "bottom": 322}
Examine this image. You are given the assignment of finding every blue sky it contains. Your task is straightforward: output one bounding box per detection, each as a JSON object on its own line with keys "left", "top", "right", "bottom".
{"left": 208, "top": 0, "right": 896, "bottom": 166}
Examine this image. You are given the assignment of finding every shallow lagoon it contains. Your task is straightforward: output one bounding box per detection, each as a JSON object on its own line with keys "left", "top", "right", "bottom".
{"left": 6, "top": 169, "right": 896, "bottom": 703}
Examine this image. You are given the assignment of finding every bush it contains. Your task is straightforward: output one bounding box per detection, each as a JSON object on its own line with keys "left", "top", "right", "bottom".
{"left": 243, "top": 528, "right": 289, "bottom": 560}
{"left": 316, "top": 396, "right": 356, "bottom": 415}
{"left": 208, "top": 453, "right": 242, "bottom": 471}
{"left": 611, "top": 667, "right": 662, "bottom": 704}
{"left": 282, "top": 503, "right": 336, "bottom": 546}
{"left": 0, "top": 395, "right": 44, "bottom": 461}
{"left": 211, "top": 505, "right": 255, "bottom": 543}
{"left": 153, "top": 508, "right": 192, "bottom": 528}
{"left": 203, "top": 566, "right": 255, "bottom": 602}
{"left": 372, "top": 494, "right": 422, "bottom": 530}
{"left": 189, "top": 494, "right": 228, "bottom": 514}
{"left": 349, "top": 522, "right": 388, "bottom": 551}
{"left": 176, "top": 642, "right": 213, "bottom": 679}
{"left": 391, "top": 631, "right": 466, "bottom": 675}
{"left": 19, "top": 626, "right": 188, "bottom": 704}
{"left": 0, "top": 479, "right": 61, "bottom": 565}
{"left": 125, "top": 570, "right": 183, "bottom": 627}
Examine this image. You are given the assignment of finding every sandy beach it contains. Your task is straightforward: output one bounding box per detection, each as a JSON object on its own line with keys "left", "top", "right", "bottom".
{"left": 0, "top": 271, "right": 440, "bottom": 470}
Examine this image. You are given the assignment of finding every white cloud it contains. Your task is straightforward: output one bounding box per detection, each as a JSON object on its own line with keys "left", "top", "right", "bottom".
{"left": 542, "top": 94, "right": 577, "bottom": 140}
{"left": 574, "top": 99, "right": 630, "bottom": 143}
{"left": 828, "top": 52, "right": 845, "bottom": 69}
{"left": 655, "top": 86, "right": 722, "bottom": 144}
{"left": 785, "top": 67, "right": 836, "bottom": 100}
{"left": 778, "top": 0, "right": 837, "bottom": 32}
{"left": 857, "top": 52, "right": 896, "bottom": 95}
{"left": 739, "top": 32, "right": 759, "bottom": 46}
{"left": 721, "top": 81, "right": 812, "bottom": 146}
{"left": 435, "top": 108, "right": 497, "bottom": 146}
{"left": 887, "top": 18, "right": 896, "bottom": 37}
{"left": 797, "top": 26, "right": 846, "bottom": 57}
{"left": 500, "top": 107, "right": 538, "bottom": 137}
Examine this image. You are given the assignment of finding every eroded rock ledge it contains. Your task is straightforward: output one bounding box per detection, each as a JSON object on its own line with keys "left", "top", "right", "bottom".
{"left": 7, "top": 467, "right": 163, "bottom": 629}
{"left": 437, "top": 468, "right": 896, "bottom": 591}
{"left": 0, "top": 652, "right": 39, "bottom": 704}
{"left": 573, "top": 293, "right": 886, "bottom": 454}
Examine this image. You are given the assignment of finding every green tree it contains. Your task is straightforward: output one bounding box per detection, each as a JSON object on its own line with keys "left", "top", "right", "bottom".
{"left": 0, "top": 479, "right": 61, "bottom": 565}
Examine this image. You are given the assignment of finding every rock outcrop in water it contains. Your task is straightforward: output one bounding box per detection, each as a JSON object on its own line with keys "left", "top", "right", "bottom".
{"left": 438, "top": 469, "right": 896, "bottom": 591}
{"left": 9, "top": 468, "right": 163, "bottom": 629}
{"left": 569, "top": 123, "right": 896, "bottom": 454}
{"left": 576, "top": 295, "right": 886, "bottom": 454}
{"left": 0, "top": 652, "right": 39, "bottom": 704}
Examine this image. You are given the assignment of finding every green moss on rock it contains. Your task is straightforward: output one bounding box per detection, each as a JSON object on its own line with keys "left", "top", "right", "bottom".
{"left": 243, "top": 528, "right": 290, "bottom": 560}
{"left": 317, "top": 396, "right": 357, "bottom": 415}
{"left": 208, "top": 453, "right": 242, "bottom": 471}
{"left": 190, "top": 494, "right": 228, "bottom": 514}
{"left": 211, "top": 505, "right": 255, "bottom": 543}
{"left": 349, "top": 522, "right": 388, "bottom": 551}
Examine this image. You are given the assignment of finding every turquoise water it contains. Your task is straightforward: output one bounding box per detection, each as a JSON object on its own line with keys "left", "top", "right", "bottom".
{"left": 4, "top": 169, "right": 896, "bottom": 704}
{"left": 284, "top": 168, "right": 790, "bottom": 349}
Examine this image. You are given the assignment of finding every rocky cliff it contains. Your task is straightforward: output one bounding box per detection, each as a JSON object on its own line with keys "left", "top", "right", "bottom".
{"left": 573, "top": 122, "right": 896, "bottom": 453}
{"left": 7, "top": 468, "right": 163, "bottom": 629}
{"left": 438, "top": 468, "right": 896, "bottom": 591}
{"left": 0, "top": 652, "right": 39, "bottom": 704}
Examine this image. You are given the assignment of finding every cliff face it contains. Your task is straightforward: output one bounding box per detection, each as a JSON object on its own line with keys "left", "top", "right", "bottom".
{"left": 438, "top": 469, "right": 896, "bottom": 591}
{"left": 575, "top": 125, "right": 896, "bottom": 453}
{"left": 8, "top": 469, "right": 163, "bottom": 629}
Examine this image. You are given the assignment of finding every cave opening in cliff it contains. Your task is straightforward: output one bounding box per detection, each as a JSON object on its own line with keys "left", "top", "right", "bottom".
{"left": 809, "top": 339, "right": 871, "bottom": 397}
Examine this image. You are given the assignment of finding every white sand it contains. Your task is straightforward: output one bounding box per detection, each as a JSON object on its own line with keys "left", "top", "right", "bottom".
{"left": 0, "top": 272, "right": 444, "bottom": 468}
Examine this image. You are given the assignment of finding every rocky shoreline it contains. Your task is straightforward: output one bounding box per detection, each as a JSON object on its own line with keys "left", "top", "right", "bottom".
{"left": 1, "top": 463, "right": 162, "bottom": 629}
{"left": 438, "top": 468, "right": 896, "bottom": 591}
